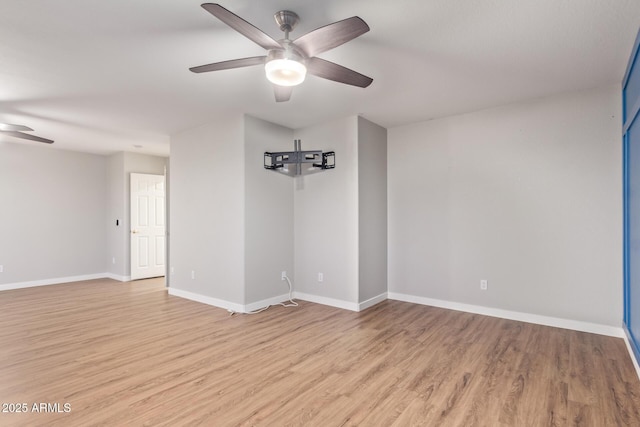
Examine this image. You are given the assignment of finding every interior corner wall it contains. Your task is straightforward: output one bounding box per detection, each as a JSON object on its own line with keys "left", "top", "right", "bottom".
{"left": 357, "top": 117, "right": 388, "bottom": 303}
{"left": 243, "top": 115, "right": 294, "bottom": 304}
{"left": 388, "top": 85, "right": 622, "bottom": 326}
{"left": 165, "top": 158, "right": 171, "bottom": 285}
{"left": 106, "top": 151, "right": 167, "bottom": 280}
{"left": 293, "top": 116, "right": 359, "bottom": 304}
{"left": 0, "top": 143, "right": 107, "bottom": 285}
{"left": 170, "top": 116, "right": 245, "bottom": 304}
{"left": 107, "top": 152, "right": 126, "bottom": 278}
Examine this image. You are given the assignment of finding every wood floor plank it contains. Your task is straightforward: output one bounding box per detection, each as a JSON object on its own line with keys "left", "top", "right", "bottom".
{"left": 545, "top": 380, "right": 569, "bottom": 427}
{"left": 567, "top": 400, "right": 595, "bottom": 426}
{"left": 1, "top": 278, "right": 639, "bottom": 426}
{"left": 569, "top": 331, "right": 599, "bottom": 406}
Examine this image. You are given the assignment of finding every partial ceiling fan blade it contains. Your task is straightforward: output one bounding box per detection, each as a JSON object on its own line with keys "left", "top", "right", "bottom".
{"left": 274, "top": 85, "right": 293, "bottom": 102}
{"left": 293, "top": 16, "right": 369, "bottom": 58}
{"left": 190, "top": 56, "right": 266, "bottom": 73}
{"left": 1, "top": 130, "right": 53, "bottom": 144}
{"left": 201, "top": 3, "right": 281, "bottom": 50}
{"left": 0, "top": 123, "right": 34, "bottom": 132}
{"left": 306, "top": 57, "right": 373, "bottom": 88}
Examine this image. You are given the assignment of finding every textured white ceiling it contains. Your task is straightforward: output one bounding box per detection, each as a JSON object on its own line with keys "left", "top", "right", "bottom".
{"left": 0, "top": 0, "right": 638, "bottom": 156}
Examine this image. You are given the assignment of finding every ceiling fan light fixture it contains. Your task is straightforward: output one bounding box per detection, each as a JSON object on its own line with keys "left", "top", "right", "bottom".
{"left": 192, "top": 4, "right": 373, "bottom": 101}
{"left": 265, "top": 58, "right": 307, "bottom": 86}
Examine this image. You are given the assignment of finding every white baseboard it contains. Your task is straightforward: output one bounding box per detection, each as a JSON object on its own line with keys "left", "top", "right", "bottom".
{"left": 168, "top": 288, "right": 376, "bottom": 314}
{"left": 0, "top": 273, "right": 108, "bottom": 292}
{"left": 104, "top": 273, "right": 131, "bottom": 282}
{"left": 387, "top": 292, "right": 625, "bottom": 338}
{"left": 244, "top": 293, "right": 291, "bottom": 312}
{"left": 3, "top": 274, "right": 627, "bottom": 344}
{"left": 167, "top": 288, "right": 245, "bottom": 313}
{"left": 359, "top": 292, "right": 388, "bottom": 311}
{"left": 168, "top": 288, "right": 296, "bottom": 314}
{"left": 623, "top": 328, "right": 640, "bottom": 381}
{"left": 293, "top": 291, "right": 359, "bottom": 311}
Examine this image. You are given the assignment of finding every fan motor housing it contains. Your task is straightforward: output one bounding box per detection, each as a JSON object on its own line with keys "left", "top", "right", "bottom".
{"left": 274, "top": 10, "right": 300, "bottom": 32}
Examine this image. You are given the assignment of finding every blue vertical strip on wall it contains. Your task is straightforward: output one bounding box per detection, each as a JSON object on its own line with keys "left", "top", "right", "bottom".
{"left": 623, "top": 28, "right": 640, "bottom": 364}
{"left": 626, "top": 125, "right": 640, "bottom": 362}
{"left": 625, "top": 132, "right": 630, "bottom": 326}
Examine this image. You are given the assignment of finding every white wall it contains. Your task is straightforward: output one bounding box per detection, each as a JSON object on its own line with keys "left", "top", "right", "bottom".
{"left": 244, "top": 115, "right": 294, "bottom": 304}
{"left": 293, "top": 116, "right": 360, "bottom": 304}
{"left": 388, "top": 85, "right": 622, "bottom": 326}
{"left": 357, "top": 117, "right": 388, "bottom": 303}
{"left": 170, "top": 116, "right": 245, "bottom": 304}
{"left": 107, "top": 152, "right": 125, "bottom": 279}
{"left": 0, "top": 143, "right": 107, "bottom": 285}
{"left": 169, "top": 114, "right": 385, "bottom": 310}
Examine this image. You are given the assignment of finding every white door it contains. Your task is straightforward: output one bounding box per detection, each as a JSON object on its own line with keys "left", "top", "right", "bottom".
{"left": 130, "top": 173, "right": 166, "bottom": 280}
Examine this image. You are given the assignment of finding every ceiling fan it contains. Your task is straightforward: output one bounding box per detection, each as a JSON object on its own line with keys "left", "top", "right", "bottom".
{"left": 190, "top": 3, "right": 373, "bottom": 102}
{"left": 0, "top": 123, "right": 54, "bottom": 144}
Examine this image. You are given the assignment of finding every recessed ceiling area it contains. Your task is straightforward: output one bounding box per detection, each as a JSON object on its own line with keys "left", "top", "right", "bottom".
{"left": 0, "top": 0, "right": 638, "bottom": 156}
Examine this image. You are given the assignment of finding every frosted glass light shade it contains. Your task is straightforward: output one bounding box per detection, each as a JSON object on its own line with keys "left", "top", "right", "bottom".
{"left": 265, "top": 59, "right": 307, "bottom": 87}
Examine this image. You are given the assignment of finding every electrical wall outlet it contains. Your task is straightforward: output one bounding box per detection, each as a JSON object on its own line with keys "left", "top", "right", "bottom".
{"left": 112, "top": 257, "right": 116, "bottom": 265}
{"left": 281, "top": 271, "right": 287, "bottom": 281}
{"left": 170, "top": 267, "right": 175, "bottom": 275}
{"left": 191, "top": 270, "right": 195, "bottom": 280}
{"left": 0, "top": 265, "right": 3, "bottom": 273}
{"left": 480, "top": 280, "right": 488, "bottom": 290}
{"left": 318, "top": 272, "right": 324, "bottom": 283}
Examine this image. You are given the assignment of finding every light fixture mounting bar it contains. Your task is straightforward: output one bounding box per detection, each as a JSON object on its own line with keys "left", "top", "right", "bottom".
{"left": 264, "top": 139, "right": 335, "bottom": 176}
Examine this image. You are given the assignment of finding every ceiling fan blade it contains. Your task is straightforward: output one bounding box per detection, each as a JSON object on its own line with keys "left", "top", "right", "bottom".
{"left": 1, "top": 130, "right": 53, "bottom": 144}
{"left": 293, "top": 16, "right": 369, "bottom": 58}
{"left": 201, "top": 3, "right": 281, "bottom": 50}
{"left": 306, "top": 57, "right": 373, "bottom": 88}
{"left": 190, "top": 56, "right": 266, "bottom": 73}
{"left": 274, "top": 85, "right": 293, "bottom": 102}
{"left": 0, "top": 123, "right": 34, "bottom": 132}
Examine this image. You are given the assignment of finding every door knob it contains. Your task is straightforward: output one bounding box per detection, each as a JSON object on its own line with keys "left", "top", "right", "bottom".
{"left": 131, "top": 230, "right": 138, "bottom": 234}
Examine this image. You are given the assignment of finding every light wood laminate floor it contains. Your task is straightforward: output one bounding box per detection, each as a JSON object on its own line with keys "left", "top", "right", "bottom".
{"left": 1, "top": 278, "right": 639, "bottom": 426}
